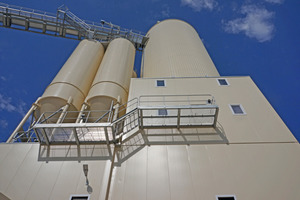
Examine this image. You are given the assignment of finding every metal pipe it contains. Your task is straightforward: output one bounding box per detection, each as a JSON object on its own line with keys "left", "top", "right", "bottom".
{"left": 49, "top": 97, "right": 72, "bottom": 143}
{"left": 56, "top": 96, "right": 73, "bottom": 124}
{"left": 107, "top": 100, "right": 114, "bottom": 123}
{"left": 112, "top": 96, "right": 121, "bottom": 121}
{"left": 75, "top": 102, "right": 88, "bottom": 123}
{"left": 6, "top": 98, "right": 41, "bottom": 143}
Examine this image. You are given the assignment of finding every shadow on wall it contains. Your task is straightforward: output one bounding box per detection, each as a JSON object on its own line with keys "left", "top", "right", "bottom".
{"left": 38, "top": 123, "right": 228, "bottom": 163}
{"left": 38, "top": 144, "right": 113, "bottom": 162}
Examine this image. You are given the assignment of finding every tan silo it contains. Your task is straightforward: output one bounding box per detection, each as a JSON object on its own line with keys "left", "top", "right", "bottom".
{"left": 85, "top": 38, "right": 135, "bottom": 121}
{"left": 142, "top": 19, "right": 219, "bottom": 78}
{"left": 37, "top": 39, "right": 105, "bottom": 121}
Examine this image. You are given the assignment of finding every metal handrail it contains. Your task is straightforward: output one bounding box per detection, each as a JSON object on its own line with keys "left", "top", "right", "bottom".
{"left": 139, "top": 94, "right": 216, "bottom": 107}
{"left": 0, "top": 2, "right": 148, "bottom": 49}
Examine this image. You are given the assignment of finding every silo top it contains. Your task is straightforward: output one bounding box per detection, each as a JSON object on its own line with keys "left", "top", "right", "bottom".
{"left": 141, "top": 19, "right": 219, "bottom": 78}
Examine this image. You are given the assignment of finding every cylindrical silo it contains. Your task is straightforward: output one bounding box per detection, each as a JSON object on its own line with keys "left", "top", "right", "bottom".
{"left": 37, "top": 39, "right": 105, "bottom": 121}
{"left": 141, "top": 19, "right": 219, "bottom": 78}
{"left": 85, "top": 38, "right": 135, "bottom": 121}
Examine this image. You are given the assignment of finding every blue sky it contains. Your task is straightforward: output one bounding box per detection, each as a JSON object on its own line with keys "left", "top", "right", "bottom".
{"left": 0, "top": 0, "right": 299, "bottom": 142}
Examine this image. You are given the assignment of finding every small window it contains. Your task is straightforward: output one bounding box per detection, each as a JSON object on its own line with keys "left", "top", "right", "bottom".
{"left": 216, "top": 195, "right": 236, "bottom": 200}
{"left": 158, "top": 109, "right": 168, "bottom": 116}
{"left": 156, "top": 80, "right": 165, "bottom": 87}
{"left": 229, "top": 104, "right": 246, "bottom": 115}
{"left": 70, "top": 195, "right": 90, "bottom": 200}
{"left": 217, "top": 78, "right": 229, "bottom": 86}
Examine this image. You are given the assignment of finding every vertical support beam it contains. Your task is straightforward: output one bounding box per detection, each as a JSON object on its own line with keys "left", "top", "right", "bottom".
{"left": 42, "top": 22, "right": 46, "bottom": 33}
{"left": 73, "top": 128, "right": 80, "bottom": 145}
{"left": 139, "top": 109, "right": 143, "bottom": 129}
{"left": 112, "top": 96, "right": 121, "bottom": 122}
{"left": 104, "top": 127, "right": 112, "bottom": 157}
{"left": 76, "top": 102, "right": 88, "bottom": 123}
{"left": 213, "top": 107, "right": 219, "bottom": 128}
{"left": 3, "top": 13, "right": 11, "bottom": 27}
{"left": 107, "top": 100, "right": 115, "bottom": 123}
{"left": 25, "top": 18, "right": 29, "bottom": 30}
{"left": 105, "top": 146, "right": 117, "bottom": 200}
{"left": 33, "top": 128, "right": 41, "bottom": 143}
{"left": 41, "top": 128, "right": 50, "bottom": 146}
{"left": 112, "top": 96, "right": 121, "bottom": 141}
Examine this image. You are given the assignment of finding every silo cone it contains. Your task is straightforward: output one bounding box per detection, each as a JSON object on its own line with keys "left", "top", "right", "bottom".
{"left": 37, "top": 39, "right": 105, "bottom": 123}
{"left": 85, "top": 38, "right": 135, "bottom": 122}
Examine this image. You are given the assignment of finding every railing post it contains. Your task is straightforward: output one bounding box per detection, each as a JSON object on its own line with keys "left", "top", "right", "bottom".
{"left": 213, "top": 107, "right": 219, "bottom": 128}
{"left": 104, "top": 127, "right": 112, "bottom": 157}
{"left": 177, "top": 108, "right": 181, "bottom": 129}
{"left": 73, "top": 128, "right": 80, "bottom": 145}
{"left": 139, "top": 109, "right": 143, "bottom": 129}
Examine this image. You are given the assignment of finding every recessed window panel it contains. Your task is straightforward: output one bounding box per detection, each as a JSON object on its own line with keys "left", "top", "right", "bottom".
{"left": 217, "top": 78, "right": 229, "bottom": 86}
{"left": 216, "top": 195, "right": 236, "bottom": 200}
{"left": 218, "top": 197, "right": 235, "bottom": 200}
{"left": 156, "top": 80, "right": 165, "bottom": 87}
{"left": 70, "top": 195, "right": 89, "bottom": 200}
{"left": 158, "top": 109, "right": 168, "bottom": 116}
{"left": 230, "top": 104, "right": 246, "bottom": 115}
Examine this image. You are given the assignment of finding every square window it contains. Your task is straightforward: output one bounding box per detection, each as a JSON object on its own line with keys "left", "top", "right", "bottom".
{"left": 229, "top": 104, "right": 246, "bottom": 115}
{"left": 217, "top": 78, "right": 229, "bottom": 86}
{"left": 158, "top": 109, "right": 168, "bottom": 116}
{"left": 156, "top": 80, "right": 165, "bottom": 87}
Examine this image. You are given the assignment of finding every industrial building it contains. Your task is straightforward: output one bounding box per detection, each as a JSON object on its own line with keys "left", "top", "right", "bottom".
{"left": 0, "top": 3, "right": 300, "bottom": 200}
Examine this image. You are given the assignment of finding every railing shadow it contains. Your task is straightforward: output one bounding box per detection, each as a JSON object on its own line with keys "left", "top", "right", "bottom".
{"left": 37, "top": 125, "right": 227, "bottom": 163}
{"left": 38, "top": 144, "right": 113, "bottom": 162}
{"left": 113, "top": 122, "right": 228, "bottom": 165}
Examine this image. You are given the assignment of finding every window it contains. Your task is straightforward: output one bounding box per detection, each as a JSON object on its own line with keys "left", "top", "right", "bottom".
{"left": 70, "top": 195, "right": 90, "bottom": 200}
{"left": 216, "top": 195, "right": 236, "bottom": 200}
{"left": 158, "top": 109, "right": 168, "bottom": 116}
{"left": 217, "top": 78, "right": 229, "bottom": 86}
{"left": 156, "top": 80, "right": 165, "bottom": 87}
{"left": 229, "top": 104, "right": 246, "bottom": 115}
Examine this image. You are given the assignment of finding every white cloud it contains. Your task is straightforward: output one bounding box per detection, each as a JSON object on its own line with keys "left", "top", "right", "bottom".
{"left": 161, "top": 5, "right": 171, "bottom": 18}
{"left": 0, "top": 120, "right": 8, "bottom": 128}
{"left": 265, "top": 0, "right": 284, "bottom": 4}
{"left": 151, "top": 4, "right": 172, "bottom": 20}
{"left": 223, "top": 5, "right": 275, "bottom": 42}
{"left": 0, "top": 94, "right": 27, "bottom": 116}
{"left": 181, "top": 0, "right": 218, "bottom": 11}
{"left": 0, "top": 94, "right": 16, "bottom": 112}
{"left": 0, "top": 76, "right": 6, "bottom": 81}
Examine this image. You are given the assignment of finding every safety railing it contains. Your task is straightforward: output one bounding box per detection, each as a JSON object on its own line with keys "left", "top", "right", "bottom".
{"left": 0, "top": 2, "right": 57, "bottom": 22}
{"left": 33, "top": 98, "right": 139, "bottom": 145}
{"left": 138, "top": 94, "right": 219, "bottom": 128}
{"left": 0, "top": 2, "right": 148, "bottom": 49}
{"left": 16, "top": 94, "right": 218, "bottom": 145}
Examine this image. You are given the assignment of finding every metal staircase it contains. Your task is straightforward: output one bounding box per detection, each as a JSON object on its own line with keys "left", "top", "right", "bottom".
{"left": 57, "top": 6, "right": 93, "bottom": 39}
